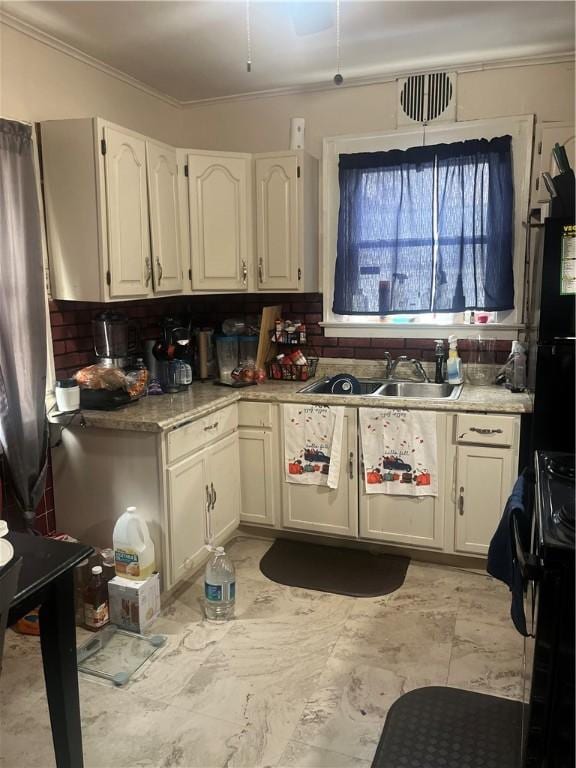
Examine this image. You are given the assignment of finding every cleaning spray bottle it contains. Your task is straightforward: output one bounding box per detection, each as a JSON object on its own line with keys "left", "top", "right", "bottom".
{"left": 446, "top": 335, "right": 464, "bottom": 385}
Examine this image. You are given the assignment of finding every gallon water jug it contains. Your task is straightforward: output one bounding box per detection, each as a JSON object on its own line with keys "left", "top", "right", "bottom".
{"left": 204, "top": 546, "right": 235, "bottom": 621}
{"left": 113, "top": 507, "right": 155, "bottom": 580}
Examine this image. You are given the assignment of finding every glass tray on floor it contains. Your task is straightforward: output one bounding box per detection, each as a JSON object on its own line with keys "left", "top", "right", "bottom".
{"left": 77, "top": 624, "right": 166, "bottom": 686}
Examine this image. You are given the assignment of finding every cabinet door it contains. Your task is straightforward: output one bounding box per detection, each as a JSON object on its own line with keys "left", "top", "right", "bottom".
{"left": 255, "top": 155, "right": 300, "bottom": 291}
{"left": 207, "top": 432, "right": 241, "bottom": 544}
{"left": 146, "top": 140, "right": 183, "bottom": 294}
{"left": 188, "top": 153, "right": 249, "bottom": 291}
{"left": 239, "top": 429, "right": 278, "bottom": 526}
{"left": 359, "top": 413, "right": 446, "bottom": 550}
{"left": 281, "top": 410, "right": 358, "bottom": 537}
{"left": 454, "top": 445, "right": 515, "bottom": 556}
{"left": 103, "top": 125, "right": 151, "bottom": 298}
{"left": 167, "top": 450, "right": 209, "bottom": 583}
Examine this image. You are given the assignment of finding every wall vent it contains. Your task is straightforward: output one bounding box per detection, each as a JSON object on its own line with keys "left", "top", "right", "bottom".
{"left": 397, "top": 72, "right": 457, "bottom": 126}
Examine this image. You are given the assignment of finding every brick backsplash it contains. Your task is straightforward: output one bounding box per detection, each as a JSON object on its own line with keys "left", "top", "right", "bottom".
{"left": 49, "top": 292, "right": 512, "bottom": 378}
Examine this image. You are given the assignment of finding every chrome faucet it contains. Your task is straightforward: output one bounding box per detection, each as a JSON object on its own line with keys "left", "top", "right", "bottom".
{"left": 381, "top": 351, "right": 392, "bottom": 379}
{"left": 389, "top": 356, "right": 430, "bottom": 383}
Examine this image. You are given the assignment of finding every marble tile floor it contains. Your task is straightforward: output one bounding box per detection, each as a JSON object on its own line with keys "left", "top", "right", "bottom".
{"left": 0, "top": 536, "right": 524, "bottom": 768}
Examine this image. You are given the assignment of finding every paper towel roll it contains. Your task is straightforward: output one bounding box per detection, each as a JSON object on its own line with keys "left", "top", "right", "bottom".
{"left": 290, "top": 117, "right": 305, "bottom": 150}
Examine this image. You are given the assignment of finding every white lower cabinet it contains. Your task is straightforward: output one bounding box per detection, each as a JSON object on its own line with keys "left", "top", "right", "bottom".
{"left": 206, "top": 432, "right": 241, "bottom": 543}
{"left": 239, "top": 429, "right": 279, "bottom": 526}
{"left": 281, "top": 408, "right": 358, "bottom": 538}
{"left": 453, "top": 444, "right": 516, "bottom": 556}
{"left": 167, "top": 449, "right": 209, "bottom": 583}
{"left": 168, "top": 430, "right": 240, "bottom": 582}
{"left": 358, "top": 413, "right": 447, "bottom": 550}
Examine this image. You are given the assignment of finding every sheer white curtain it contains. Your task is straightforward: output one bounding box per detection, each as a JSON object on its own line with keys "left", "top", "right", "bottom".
{"left": 0, "top": 118, "right": 48, "bottom": 528}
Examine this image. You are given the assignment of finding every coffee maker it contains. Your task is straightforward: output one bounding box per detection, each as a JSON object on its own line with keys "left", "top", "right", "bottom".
{"left": 92, "top": 312, "right": 131, "bottom": 368}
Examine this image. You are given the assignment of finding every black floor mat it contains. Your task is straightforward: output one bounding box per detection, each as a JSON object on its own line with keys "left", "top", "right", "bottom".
{"left": 259, "top": 539, "right": 409, "bottom": 597}
{"left": 371, "top": 686, "right": 523, "bottom": 768}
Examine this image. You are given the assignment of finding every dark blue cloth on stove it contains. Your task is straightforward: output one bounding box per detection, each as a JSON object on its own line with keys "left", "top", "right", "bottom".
{"left": 487, "top": 469, "right": 534, "bottom": 636}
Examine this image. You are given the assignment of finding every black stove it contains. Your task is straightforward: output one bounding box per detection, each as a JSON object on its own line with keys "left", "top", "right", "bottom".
{"left": 536, "top": 451, "right": 575, "bottom": 550}
{"left": 523, "top": 451, "right": 575, "bottom": 768}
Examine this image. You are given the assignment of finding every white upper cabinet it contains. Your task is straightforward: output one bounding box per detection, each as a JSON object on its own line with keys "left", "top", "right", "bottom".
{"left": 41, "top": 118, "right": 186, "bottom": 302}
{"left": 254, "top": 151, "right": 319, "bottom": 293}
{"left": 146, "top": 140, "right": 184, "bottom": 294}
{"left": 103, "top": 124, "right": 151, "bottom": 299}
{"left": 187, "top": 152, "right": 251, "bottom": 292}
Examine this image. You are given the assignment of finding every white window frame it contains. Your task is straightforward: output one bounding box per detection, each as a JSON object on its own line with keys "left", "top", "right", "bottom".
{"left": 321, "top": 115, "right": 534, "bottom": 339}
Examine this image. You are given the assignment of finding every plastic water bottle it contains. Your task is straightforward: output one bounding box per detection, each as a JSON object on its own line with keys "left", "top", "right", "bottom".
{"left": 204, "top": 546, "right": 235, "bottom": 621}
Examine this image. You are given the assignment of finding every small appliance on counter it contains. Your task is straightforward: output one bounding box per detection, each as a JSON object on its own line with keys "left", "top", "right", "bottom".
{"left": 93, "top": 312, "right": 135, "bottom": 369}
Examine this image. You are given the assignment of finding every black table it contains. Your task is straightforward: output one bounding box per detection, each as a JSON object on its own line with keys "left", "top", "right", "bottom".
{"left": 6, "top": 532, "right": 93, "bottom": 768}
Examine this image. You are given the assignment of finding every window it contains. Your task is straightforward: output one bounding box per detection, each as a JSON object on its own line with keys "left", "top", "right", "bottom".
{"left": 322, "top": 116, "right": 534, "bottom": 339}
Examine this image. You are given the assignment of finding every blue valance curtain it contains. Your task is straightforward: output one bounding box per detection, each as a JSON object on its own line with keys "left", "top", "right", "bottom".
{"left": 333, "top": 135, "right": 514, "bottom": 315}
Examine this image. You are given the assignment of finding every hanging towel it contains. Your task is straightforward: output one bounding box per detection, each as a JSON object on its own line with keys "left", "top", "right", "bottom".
{"left": 359, "top": 408, "right": 438, "bottom": 496}
{"left": 283, "top": 404, "right": 345, "bottom": 489}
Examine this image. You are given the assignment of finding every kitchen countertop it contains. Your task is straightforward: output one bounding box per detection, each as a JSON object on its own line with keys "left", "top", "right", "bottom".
{"left": 50, "top": 378, "right": 534, "bottom": 433}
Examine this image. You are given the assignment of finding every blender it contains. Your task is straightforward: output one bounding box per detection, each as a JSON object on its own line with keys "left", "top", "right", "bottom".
{"left": 93, "top": 312, "right": 131, "bottom": 368}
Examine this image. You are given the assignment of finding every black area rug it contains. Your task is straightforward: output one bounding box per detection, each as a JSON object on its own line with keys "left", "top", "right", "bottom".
{"left": 259, "top": 539, "right": 409, "bottom": 597}
{"left": 371, "top": 686, "right": 523, "bottom": 768}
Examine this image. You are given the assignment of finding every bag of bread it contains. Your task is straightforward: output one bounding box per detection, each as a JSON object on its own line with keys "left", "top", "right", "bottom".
{"left": 75, "top": 365, "right": 127, "bottom": 391}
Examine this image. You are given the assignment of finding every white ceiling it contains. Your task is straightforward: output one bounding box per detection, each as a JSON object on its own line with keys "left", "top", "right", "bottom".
{"left": 2, "top": 1, "right": 574, "bottom": 102}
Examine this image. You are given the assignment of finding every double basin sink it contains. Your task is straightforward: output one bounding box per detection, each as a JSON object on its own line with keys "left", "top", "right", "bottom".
{"left": 298, "top": 378, "right": 462, "bottom": 401}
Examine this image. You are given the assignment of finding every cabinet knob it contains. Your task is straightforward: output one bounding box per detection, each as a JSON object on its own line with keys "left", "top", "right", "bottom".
{"left": 258, "top": 258, "right": 264, "bottom": 283}
{"left": 241, "top": 260, "right": 248, "bottom": 285}
{"left": 458, "top": 486, "right": 465, "bottom": 515}
{"left": 211, "top": 482, "right": 217, "bottom": 509}
{"left": 348, "top": 451, "right": 354, "bottom": 480}
{"left": 156, "top": 259, "right": 163, "bottom": 284}
{"left": 145, "top": 257, "right": 152, "bottom": 287}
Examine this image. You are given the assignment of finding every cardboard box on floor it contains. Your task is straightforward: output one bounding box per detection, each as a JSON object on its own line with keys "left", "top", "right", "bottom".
{"left": 108, "top": 572, "right": 160, "bottom": 634}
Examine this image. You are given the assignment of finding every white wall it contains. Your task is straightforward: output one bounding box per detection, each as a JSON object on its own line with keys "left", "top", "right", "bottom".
{"left": 180, "top": 61, "right": 575, "bottom": 156}
{"left": 0, "top": 23, "right": 183, "bottom": 145}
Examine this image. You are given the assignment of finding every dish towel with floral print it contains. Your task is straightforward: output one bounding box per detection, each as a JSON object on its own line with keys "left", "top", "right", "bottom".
{"left": 283, "top": 404, "right": 345, "bottom": 489}
{"left": 359, "top": 408, "right": 438, "bottom": 496}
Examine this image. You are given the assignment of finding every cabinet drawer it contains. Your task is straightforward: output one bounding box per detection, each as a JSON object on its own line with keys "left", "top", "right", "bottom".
{"left": 455, "top": 413, "right": 516, "bottom": 447}
{"left": 167, "top": 405, "right": 238, "bottom": 464}
{"left": 238, "top": 402, "right": 274, "bottom": 428}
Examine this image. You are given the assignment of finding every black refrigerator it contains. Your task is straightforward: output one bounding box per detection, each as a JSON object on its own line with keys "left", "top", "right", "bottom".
{"left": 530, "top": 217, "right": 575, "bottom": 453}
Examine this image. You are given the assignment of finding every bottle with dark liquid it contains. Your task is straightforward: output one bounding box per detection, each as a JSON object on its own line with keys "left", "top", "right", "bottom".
{"left": 83, "top": 565, "right": 110, "bottom": 631}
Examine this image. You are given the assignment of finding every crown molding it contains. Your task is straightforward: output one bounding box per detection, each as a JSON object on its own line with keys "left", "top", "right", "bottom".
{"left": 1, "top": 9, "right": 573, "bottom": 110}
{"left": 180, "top": 51, "right": 575, "bottom": 106}
{"left": 0, "top": 10, "right": 181, "bottom": 109}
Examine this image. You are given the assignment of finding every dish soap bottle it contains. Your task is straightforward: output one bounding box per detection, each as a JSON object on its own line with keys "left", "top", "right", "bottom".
{"left": 446, "top": 335, "right": 464, "bottom": 385}
{"left": 434, "top": 340, "right": 446, "bottom": 383}
{"left": 113, "top": 506, "right": 156, "bottom": 580}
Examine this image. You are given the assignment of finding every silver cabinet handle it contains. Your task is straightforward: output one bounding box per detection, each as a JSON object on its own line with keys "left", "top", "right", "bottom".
{"left": 211, "top": 482, "right": 217, "bottom": 509}
{"left": 204, "top": 422, "right": 219, "bottom": 432}
{"left": 470, "top": 427, "right": 503, "bottom": 435}
{"left": 258, "top": 258, "right": 264, "bottom": 283}
{"left": 458, "top": 486, "right": 465, "bottom": 515}
{"left": 241, "top": 260, "right": 248, "bottom": 286}
{"left": 145, "top": 257, "right": 152, "bottom": 287}
{"left": 156, "top": 259, "right": 163, "bottom": 284}
{"left": 348, "top": 451, "right": 354, "bottom": 480}
{"left": 205, "top": 484, "right": 213, "bottom": 543}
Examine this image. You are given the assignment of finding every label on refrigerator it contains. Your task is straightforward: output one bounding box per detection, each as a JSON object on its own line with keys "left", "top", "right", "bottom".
{"left": 560, "top": 225, "right": 576, "bottom": 295}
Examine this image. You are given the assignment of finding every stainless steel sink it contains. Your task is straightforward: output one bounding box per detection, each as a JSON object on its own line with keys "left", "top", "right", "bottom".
{"left": 298, "top": 377, "right": 386, "bottom": 395}
{"left": 297, "top": 377, "right": 462, "bottom": 400}
{"left": 376, "top": 381, "right": 462, "bottom": 400}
